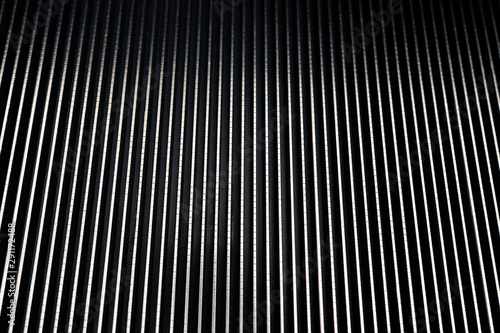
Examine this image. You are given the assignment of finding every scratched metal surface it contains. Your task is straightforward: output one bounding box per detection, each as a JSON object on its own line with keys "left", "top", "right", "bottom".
{"left": 0, "top": 0, "right": 499, "bottom": 331}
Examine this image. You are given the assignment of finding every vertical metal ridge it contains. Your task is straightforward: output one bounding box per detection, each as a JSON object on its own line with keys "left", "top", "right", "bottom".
{"left": 317, "top": 0, "right": 338, "bottom": 331}
{"left": 224, "top": 1, "right": 235, "bottom": 330}
{"left": 116, "top": 0, "right": 146, "bottom": 330}
{"left": 153, "top": 0, "right": 176, "bottom": 326}
{"left": 347, "top": 0, "right": 376, "bottom": 330}
{"left": 136, "top": 1, "right": 158, "bottom": 331}
{"left": 211, "top": 0, "right": 223, "bottom": 330}
{"left": 170, "top": 0, "right": 193, "bottom": 329}
{"left": 109, "top": 1, "right": 136, "bottom": 331}
{"left": 153, "top": 0, "right": 180, "bottom": 328}
{"left": 94, "top": 1, "right": 124, "bottom": 332}
{"left": 285, "top": 2, "right": 299, "bottom": 332}
{"left": 183, "top": 1, "right": 204, "bottom": 332}
{"left": 327, "top": 0, "right": 350, "bottom": 330}
{"left": 164, "top": 1, "right": 185, "bottom": 330}
{"left": 252, "top": 0, "right": 258, "bottom": 330}
{"left": 197, "top": 1, "right": 214, "bottom": 331}
{"left": 238, "top": 1, "right": 246, "bottom": 331}
{"left": 304, "top": 1, "right": 326, "bottom": 331}
{"left": 274, "top": 1, "right": 286, "bottom": 332}
{"left": 152, "top": 0, "right": 170, "bottom": 330}
{"left": 294, "top": 2, "right": 313, "bottom": 331}
{"left": 264, "top": 2, "right": 272, "bottom": 332}
{"left": 358, "top": 1, "right": 391, "bottom": 330}
{"left": 338, "top": 1, "right": 360, "bottom": 331}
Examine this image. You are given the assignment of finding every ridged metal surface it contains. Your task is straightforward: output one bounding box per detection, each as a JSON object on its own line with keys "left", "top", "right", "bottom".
{"left": 0, "top": 0, "right": 499, "bottom": 331}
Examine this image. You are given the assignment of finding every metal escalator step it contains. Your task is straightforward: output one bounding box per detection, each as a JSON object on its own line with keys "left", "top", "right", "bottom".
{"left": 0, "top": 0, "right": 499, "bottom": 331}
